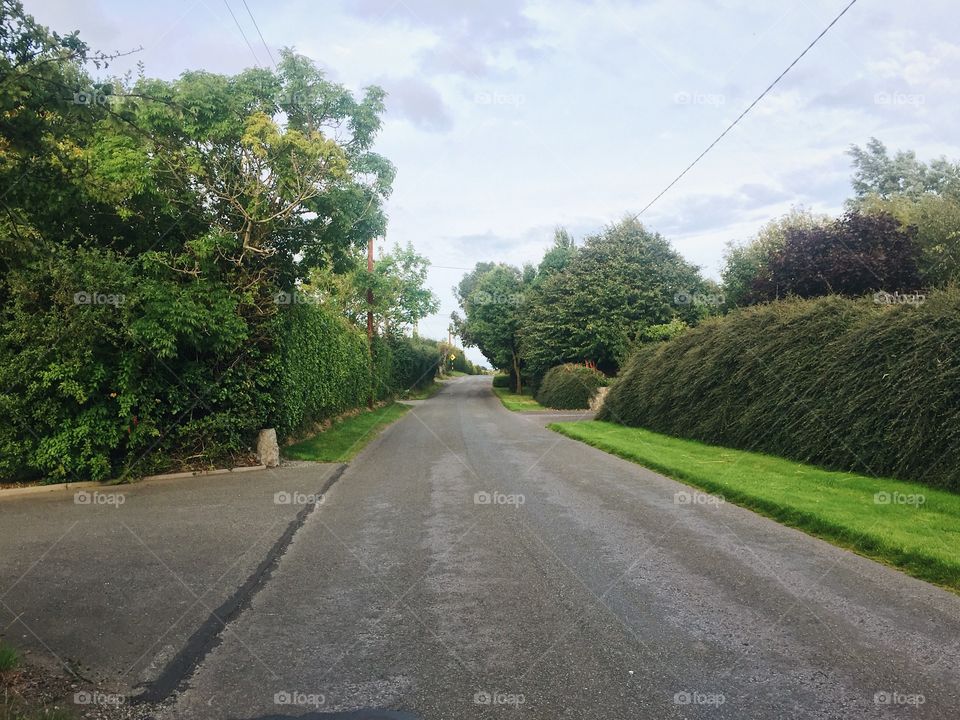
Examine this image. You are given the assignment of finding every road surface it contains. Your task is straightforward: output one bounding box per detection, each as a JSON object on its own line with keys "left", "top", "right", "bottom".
{"left": 2, "top": 375, "right": 958, "bottom": 719}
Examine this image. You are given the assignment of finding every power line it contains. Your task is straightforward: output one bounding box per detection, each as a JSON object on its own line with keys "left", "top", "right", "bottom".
{"left": 241, "top": 0, "right": 278, "bottom": 69}
{"left": 222, "top": 0, "right": 262, "bottom": 68}
{"left": 635, "top": 0, "right": 859, "bottom": 218}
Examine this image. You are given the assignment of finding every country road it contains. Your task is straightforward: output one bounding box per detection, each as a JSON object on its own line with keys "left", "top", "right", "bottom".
{"left": 3, "top": 375, "right": 959, "bottom": 719}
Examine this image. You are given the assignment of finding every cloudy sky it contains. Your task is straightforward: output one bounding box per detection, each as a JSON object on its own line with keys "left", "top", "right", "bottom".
{"left": 27, "top": 0, "right": 960, "bottom": 364}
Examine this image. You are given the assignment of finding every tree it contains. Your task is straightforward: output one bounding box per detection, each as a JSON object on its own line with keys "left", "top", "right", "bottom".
{"left": 453, "top": 263, "right": 528, "bottom": 392}
{"left": 857, "top": 193, "right": 960, "bottom": 288}
{"left": 752, "top": 210, "right": 921, "bottom": 301}
{"left": 847, "top": 140, "right": 960, "bottom": 288}
{"left": 848, "top": 137, "right": 960, "bottom": 202}
{"left": 0, "top": 4, "right": 398, "bottom": 480}
{"left": 308, "top": 241, "right": 438, "bottom": 335}
{"left": 721, "top": 207, "right": 829, "bottom": 307}
{"left": 520, "top": 217, "right": 706, "bottom": 379}
{"left": 535, "top": 227, "right": 578, "bottom": 278}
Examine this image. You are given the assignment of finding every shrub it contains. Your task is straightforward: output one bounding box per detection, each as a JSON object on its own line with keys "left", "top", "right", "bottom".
{"left": 0, "top": 247, "right": 268, "bottom": 482}
{"left": 388, "top": 336, "right": 441, "bottom": 393}
{"left": 492, "top": 374, "right": 512, "bottom": 388}
{"left": 536, "top": 364, "right": 608, "bottom": 409}
{"left": 600, "top": 288, "right": 960, "bottom": 491}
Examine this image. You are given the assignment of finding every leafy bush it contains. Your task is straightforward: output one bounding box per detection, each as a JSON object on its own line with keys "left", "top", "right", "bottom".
{"left": 0, "top": 246, "right": 268, "bottom": 482}
{"left": 492, "top": 374, "right": 512, "bottom": 388}
{"left": 600, "top": 288, "right": 960, "bottom": 491}
{"left": 388, "top": 336, "right": 441, "bottom": 393}
{"left": 536, "top": 364, "right": 608, "bottom": 410}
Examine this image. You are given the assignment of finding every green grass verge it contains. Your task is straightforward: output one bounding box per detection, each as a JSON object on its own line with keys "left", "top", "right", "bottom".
{"left": 0, "top": 643, "right": 18, "bottom": 673}
{"left": 284, "top": 403, "right": 411, "bottom": 462}
{"left": 492, "top": 386, "right": 548, "bottom": 412}
{"left": 400, "top": 381, "right": 443, "bottom": 400}
{"left": 549, "top": 420, "right": 960, "bottom": 592}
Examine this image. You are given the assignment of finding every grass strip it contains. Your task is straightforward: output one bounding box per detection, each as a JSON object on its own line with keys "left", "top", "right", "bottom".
{"left": 550, "top": 420, "right": 960, "bottom": 592}
{"left": 285, "top": 403, "right": 411, "bottom": 462}
{"left": 492, "top": 386, "right": 549, "bottom": 412}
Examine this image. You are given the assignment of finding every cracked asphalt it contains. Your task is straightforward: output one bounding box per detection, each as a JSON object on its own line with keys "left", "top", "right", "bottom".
{"left": 2, "top": 375, "right": 959, "bottom": 719}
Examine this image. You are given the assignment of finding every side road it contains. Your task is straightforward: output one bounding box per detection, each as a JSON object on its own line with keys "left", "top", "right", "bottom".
{"left": 0, "top": 462, "right": 346, "bottom": 698}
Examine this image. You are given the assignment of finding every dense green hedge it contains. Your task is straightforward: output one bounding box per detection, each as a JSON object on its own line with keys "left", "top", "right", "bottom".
{"left": 388, "top": 336, "right": 442, "bottom": 392}
{"left": 600, "top": 289, "right": 960, "bottom": 490}
{"left": 273, "top": 305, "right": 442, "bottom": 440}
{"left": 0, "top": 246, "right": 273, "bottom": 482}
{"left": 492, "top": 374, "right": 512, "bottom": 388}
{"left": 536, "top": 364, "right": 608, "bottom": 409}
{"left": 272, "top": 301, "right": 372, "bottom": 440}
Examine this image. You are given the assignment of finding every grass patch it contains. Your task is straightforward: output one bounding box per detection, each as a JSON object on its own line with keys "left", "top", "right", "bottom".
{"left": 550, "top": 420, "right": 960, "bottom": 592}
{"left": 285, "top": 403, "right": 411, "bottom": 462}
{"left": 492, "top": 386, "right": 549, "bottom": 412}
{"left": 400, "top": 381, "right": 443, "bottom": 400}
{"left": 0, "top": 644, "right": 18, "bottom": 672}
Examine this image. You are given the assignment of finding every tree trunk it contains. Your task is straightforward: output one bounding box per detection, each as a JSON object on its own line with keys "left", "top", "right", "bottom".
{"left": 512, "top": 352, "right": 522, "bottom": 394}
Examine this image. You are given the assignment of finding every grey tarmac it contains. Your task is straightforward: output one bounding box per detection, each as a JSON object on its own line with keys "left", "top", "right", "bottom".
{"left": 2, "top": 375, "right": 958, "bottom": 719}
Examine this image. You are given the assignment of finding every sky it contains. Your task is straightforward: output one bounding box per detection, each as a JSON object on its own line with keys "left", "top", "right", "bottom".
{"left": 26, "top": 0, "right": 960, "bottom": 366}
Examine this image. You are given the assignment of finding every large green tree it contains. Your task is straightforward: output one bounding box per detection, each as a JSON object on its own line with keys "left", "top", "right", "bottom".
{"left": 847, "top": 139, "right": 960, "bottom": 288}
{"left": 308, "top": 241, "right": 439, "bottom": 335}
{"left": 0, "top": 2, "right": 396, "bottom": 480}
{"left": 520, "top": 217, "right": 706, "bottom": 379}
{"left": 452, "top": 263, "right": 530, "bottom": 392}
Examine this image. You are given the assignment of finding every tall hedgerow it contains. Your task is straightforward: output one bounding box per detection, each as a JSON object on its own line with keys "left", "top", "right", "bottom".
{"left": 600, "top": 288, "right": 960, "bottom": 490}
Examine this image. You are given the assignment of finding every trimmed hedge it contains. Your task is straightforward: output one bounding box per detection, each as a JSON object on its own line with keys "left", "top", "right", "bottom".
{"left": 492, "top": 374, "right": 512, "bottom": 388}
{"left": 273, "top": 302, "right": 372, "bottom": 440}
{"left": 536, "top": 364, "right": 608, "bottom": 410}
{"left": 274, "top": 304, "right": 442, "bottom": 440}
{"left": 388, "top": 336, "right": 442, "bottom": 392}
{"left": 599, "top": 288, "right": 960, "bottom": 491}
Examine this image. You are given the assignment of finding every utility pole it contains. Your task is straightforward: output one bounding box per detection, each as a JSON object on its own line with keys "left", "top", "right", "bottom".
{"left": 367, "top": 236, "right": 374, "bottom": 409}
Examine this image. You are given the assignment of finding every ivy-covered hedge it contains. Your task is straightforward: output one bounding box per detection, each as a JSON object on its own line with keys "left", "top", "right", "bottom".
{"left": 600, "top": 288, "right": 960, "bottom": 491}
{"left": 536, "top": 364, "right": 608, "bottom": 409}
{"left": 0, "top": 246, "right": 272, "bottom": 482}
{"left": 272, "top": 301, "right": 373, "bottom": 440}
{"left": 273, "top": 304, "right": 443, "bottom": 441}
{"left": 0, "top": 258, "right": 443, "bottom": 481}
{"left": 389, "top": 336, "right": 442, "bottom": 392}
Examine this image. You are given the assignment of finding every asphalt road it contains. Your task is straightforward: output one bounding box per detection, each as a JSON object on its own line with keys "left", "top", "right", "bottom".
{"left": 3, "top": 375, "right": 959, "bottom": 719}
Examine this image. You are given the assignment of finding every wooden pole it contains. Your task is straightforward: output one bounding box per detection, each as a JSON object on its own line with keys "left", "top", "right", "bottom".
{"left": 367, "top": 236, "right": 374, "bottom": 409}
